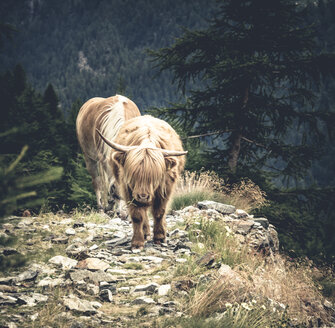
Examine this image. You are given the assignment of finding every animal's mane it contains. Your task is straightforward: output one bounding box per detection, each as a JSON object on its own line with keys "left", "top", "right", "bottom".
{"left": 124, "top": 147, "right": 167, "bottom": 199}
{"left": 97, "top": 96, "right": 126, "bottom": 159}
{"left": 124, "top": 118, "right": 172, "bottom": 149}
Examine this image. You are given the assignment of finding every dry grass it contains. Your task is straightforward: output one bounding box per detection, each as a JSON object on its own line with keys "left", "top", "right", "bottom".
{"left": 175, "top": 170, "right": 224, "bottom": 195}
{"left": 221, "top": 179, "right": 268, "bottom": 213}
{"left": 183, "top": 221, "right": 329, "bottom": 326}
{"left": 172, "top": 171, "right": 267, "bottom": 212}
{"left": 30, "top": 287, "right": 70, "bottom": 328}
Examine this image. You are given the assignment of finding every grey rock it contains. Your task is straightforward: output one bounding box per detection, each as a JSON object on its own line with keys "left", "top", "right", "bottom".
{"left": 129, "top": 256, "right": 164, "bottom": 264}
{"left": 66, "top": 244, "right": 89, "bottom": 260}
{"left": 16, "top": 292, "right": 48, "bottom": 306}
{"left": 169, "top": 229, "right": 187, "bottom": 239}
{"left": 196, "top": 252, "right": 215, "bottom": 267}
{"left": 65, "top": 228, "right": 76, "bottom": 235}
{"left": 63, "top": 294, "right": 97, "bottom": 315}
{"left": 235, "top": 209, "right": 249, "bottom": 218}
{"left": 89, "top": 244, "right": 99, "bottom": 251}
{"left": 197, "top": 201, "right": 236, "bottom": 215}
{"left": 132, "top": 296, "right": 156, "bottom": 305}
{"left": 132, "top": 282, "right": 159, "bottom": 294}
{"left": 18, "top": 218, "right": 34, "bottom": 226}
{"left": 15, "top": 269, "right": 38, "bottom": 283}
{"left": 37, "top": 277, "right": 70, "bottom": 288}
{"left": 75, "top": 258, "right": 110, "bottom": 271}
{"left": 253, "top": 217, "right": 269, "bottom": 229}
{"left": 51, "top": 236, "right": 69, "bottom": 244}
{"left": 68, "top": 269, "right": 117, "bottom": 284}
{"left": 99, "top": 289, "right": 113, "bottom": 302}
{"left": 158, "top": 284, "right": 171, "bottom": 296}
{"left": 7, "top": 323, "right": 18, "bottom": 328}
{"left": 0, "top": 277, "right": 14, "bottom": 285}
{"left": 0, "top": 285, "right": 18, "bottom": 293}
{"left": 85, "top": 284, "right": 99, "bottom": 296}
{"left": 60, "top": 218, "right": 74, "bottom": 225}
{"left": 234, "top": 220, "right": 254, "bottom": 235}
{"left": 323, "top": 300, "right": 334, "bottom": 311}
{"left": 268, "top": 225, "right": 280, "bottom": 252}
{"left": 118, "top": 287, "right": 130, "bottom": 293}
{"left": 105, "top": 236, "right": 131, "bottom": 247}
{"left": 173, "top": 241, "right": 191, "bottom": 252}
{"left": 218, "top": 264, "right": 244, "bottom": 288}
{"left": 48, "top": 255, "right": 78, "bottom": 270}
{"left": 100, "top": 281, "right": 117, "bottom": 293}
{"left": 0, "top": 292, "right": 20, "bottom": 305}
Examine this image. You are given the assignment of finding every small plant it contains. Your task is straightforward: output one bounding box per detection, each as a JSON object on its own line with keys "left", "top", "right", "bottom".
{"left": 123, "top": 262, "right": 144, "bottom": 270}
{"left": 188, "top": 220, "right": 252, "bottom": 268}
{"left": 171, "top": 170, "right": 224, "bottom": 211}
{"left": 171, "top": 171, "right": 266, "bottom": 212}
{"left": 221, "top": 179, "right": 267, "bottom": 212}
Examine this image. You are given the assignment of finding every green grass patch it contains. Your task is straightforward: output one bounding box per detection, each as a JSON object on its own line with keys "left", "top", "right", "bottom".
{"left": 159, "top": 304, "right": 291, "bottom": 328}
{"left": 170, "top": 191, "right": 217, "bottom": 211}
{"left": 123, "top": 262, "right": 144, "bottom": 270}
{"left": 188, "top": 220, "right": 251, "bottom": 268}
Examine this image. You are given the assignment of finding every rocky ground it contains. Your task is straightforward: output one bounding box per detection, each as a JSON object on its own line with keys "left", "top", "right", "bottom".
{"left": 0, "top": 201, "right": 323, "bottom": 328}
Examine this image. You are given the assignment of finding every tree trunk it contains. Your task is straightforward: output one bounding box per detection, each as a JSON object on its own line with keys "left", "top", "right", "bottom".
{"left": 227, "top": 85, "right": 249, "bottom": 173}
{"left": 228, "top": 131, "right": 242, "bottom": 172}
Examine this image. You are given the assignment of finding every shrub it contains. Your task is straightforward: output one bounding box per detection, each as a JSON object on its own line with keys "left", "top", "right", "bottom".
{"left": 171, "top": 170, "right": 267, "bottom": 212}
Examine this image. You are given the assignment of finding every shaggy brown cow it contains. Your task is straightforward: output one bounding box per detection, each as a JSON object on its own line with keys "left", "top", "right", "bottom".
{"left": 97, "top": 114, "right": 187, "bottom": 249}
{"left": 76, "top": 95, "right": 141, "bottom": 212}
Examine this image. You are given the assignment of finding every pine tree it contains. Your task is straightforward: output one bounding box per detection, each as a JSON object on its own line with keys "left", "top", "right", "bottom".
{"left": 150, "top": 0, "right": 335, "bottom": 183}
{"left": 43, "top": 83, "right": 62, "bottom": 120}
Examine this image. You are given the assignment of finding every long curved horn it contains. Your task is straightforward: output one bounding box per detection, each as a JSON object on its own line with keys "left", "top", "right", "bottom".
{"left": 161, "top": 149, "right": 188, "bottom": 157}
{"left": 96, "top": 129, "right": 135, "bottom": 153}
{"left": 96, "top": 129, "right": 187, "bottom": 156}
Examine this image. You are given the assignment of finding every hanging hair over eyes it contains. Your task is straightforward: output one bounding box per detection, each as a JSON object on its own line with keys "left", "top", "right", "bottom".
{"left": 124, "top": 148, "right": 167, "bottom": 198}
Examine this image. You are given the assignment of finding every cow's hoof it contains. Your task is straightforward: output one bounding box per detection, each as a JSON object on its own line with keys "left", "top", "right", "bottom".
{"left": 131, "top": 240, "right": 144, "bottom": 250}
{"left": 154, "top": 237, "right": 166, "bottom": 245}
{"left": 144, "top": 234, "right": 151, "bottom": 241}
{"left": 117, "top": 210, "right": 128, "bottom": 221}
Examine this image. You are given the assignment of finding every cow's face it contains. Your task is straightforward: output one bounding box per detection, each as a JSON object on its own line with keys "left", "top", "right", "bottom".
{"left": 97, "top": 128, "right": 187, "bottom": 204}
{"left": 112, "top": 148, "right": 166, "bottom": 205}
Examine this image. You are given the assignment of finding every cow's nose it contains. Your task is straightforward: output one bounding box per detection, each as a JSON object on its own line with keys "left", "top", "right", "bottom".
{"left": 138, "top": 193, "right": 149, "bottom": 200}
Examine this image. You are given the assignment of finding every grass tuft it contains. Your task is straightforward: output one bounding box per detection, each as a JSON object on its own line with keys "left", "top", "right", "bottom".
{"left": 171, "top": 171, "right": 267, "bottom": 212}
{"left": 170, "top": 220, "right": 330, "bottom": 327}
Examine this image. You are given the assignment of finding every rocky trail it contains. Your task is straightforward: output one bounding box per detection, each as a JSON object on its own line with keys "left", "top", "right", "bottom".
{"left": 0, "top": 201, "right": 305, "bottom": 328}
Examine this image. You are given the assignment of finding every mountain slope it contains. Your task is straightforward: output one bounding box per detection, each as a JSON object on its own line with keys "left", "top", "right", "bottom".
{"left": 0, "top": 0, "right": 215, "bottom": 111}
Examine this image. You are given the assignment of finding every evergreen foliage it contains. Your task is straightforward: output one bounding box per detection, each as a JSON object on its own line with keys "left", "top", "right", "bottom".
{"left": 0, "top": 0, "right": 215, "bottom": 110}
{"left": 150, "top": 0, "right": 335, "bottom": 183}
{"left": 0, "top": 66, "right": 66, "bottom": 216}
{"left": 149, "top": 0, "right": 335, "bottom": 262}
{"left": 255, "top": 187, "right": 335, "bottom": 262}
{"left": 67, "top": 154, "right": 96, "bottom": 209}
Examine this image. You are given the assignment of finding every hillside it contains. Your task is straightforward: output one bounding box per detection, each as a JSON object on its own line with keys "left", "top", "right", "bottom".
{"left": 1, "top": 201, "right": 334, "bottom": 327}
{"left": 0, "top": 0, "right": 215, "bottom": 111}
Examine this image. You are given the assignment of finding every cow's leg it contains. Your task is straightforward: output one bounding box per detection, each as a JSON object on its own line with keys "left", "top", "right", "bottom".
{"left": 107, "top": 184, "right": 128, "bottom": 219}
{"left": 128, "top": 205, "right": 148, "bottom": 249}
{"left": 143, "top": 214, "right": 151, "bottom": 241}
{"left": 152, "top": 196, "right": 168, "bottom": 244}
{"left": 83, "top": 155, "right": 103, "bottom": 211}
{"left": 106, "top": 184, "right": 119, "bottom": 211}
